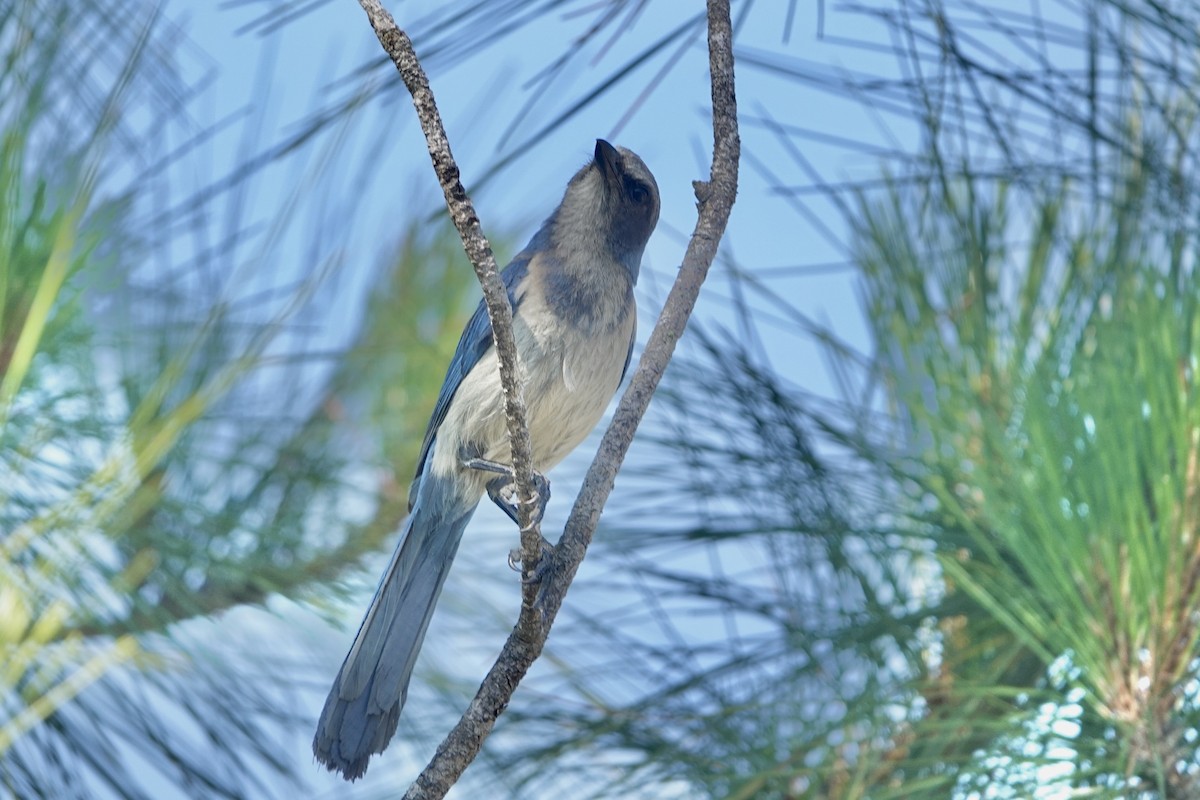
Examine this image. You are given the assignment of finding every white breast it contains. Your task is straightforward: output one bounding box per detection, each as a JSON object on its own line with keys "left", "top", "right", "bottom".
{"left": 428, "top": 290, "right": 635, "bottom": 497}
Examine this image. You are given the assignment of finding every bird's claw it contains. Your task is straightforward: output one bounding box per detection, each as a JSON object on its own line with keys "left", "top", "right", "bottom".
{"left": 481, "top": 469, "right": 550, "bottom": 528}
{"left": 508, "top": 537, "right": 556, "bottom": 584}
{"left": 465, "top": 453, "right": 555, "bottom": 606}
{"left": 509, "top": 538, "right": 558, "bottom": 624}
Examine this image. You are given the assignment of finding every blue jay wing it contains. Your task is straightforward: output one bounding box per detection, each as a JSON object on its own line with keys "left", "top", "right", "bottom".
{"left": 409, "top": 254, "right": 532, "bottom": 506}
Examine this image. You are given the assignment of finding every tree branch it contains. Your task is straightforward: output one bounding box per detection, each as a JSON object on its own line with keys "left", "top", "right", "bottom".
{"left": 355, "top": 0, "right": 541, "bottom": 554}
{"left": 396, "top": 0, "right": 741, "bottom": 797}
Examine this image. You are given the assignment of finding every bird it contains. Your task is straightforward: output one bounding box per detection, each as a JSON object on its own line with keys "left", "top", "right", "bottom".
{"left": 313, "top": 139, "right": 660, "bottom": 781}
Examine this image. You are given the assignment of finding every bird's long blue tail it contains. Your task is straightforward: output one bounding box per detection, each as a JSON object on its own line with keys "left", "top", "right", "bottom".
{"left": 313, "top": 473, "right": 476, "bottom": 780}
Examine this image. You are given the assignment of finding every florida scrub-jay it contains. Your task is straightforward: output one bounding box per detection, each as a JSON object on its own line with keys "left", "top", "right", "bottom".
{"left": 313, "top": 140, "right": 660, "bottom": 780}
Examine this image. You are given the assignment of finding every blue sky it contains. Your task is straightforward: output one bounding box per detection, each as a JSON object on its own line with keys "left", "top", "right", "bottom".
{"left": 177, "top": 0, "right": 887, "bottom": 381}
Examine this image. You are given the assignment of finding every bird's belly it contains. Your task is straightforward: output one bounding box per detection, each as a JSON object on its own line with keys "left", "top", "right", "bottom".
{"left": 525, "top": 328, "right": 627, "bottom": 469}
{"left": 428, "top": 315, "right": 633, "bottom": 488}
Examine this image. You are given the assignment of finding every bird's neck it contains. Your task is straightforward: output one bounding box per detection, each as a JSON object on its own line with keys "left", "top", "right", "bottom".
{"left": 540, "top": 236, "right": 635, "bottom": 332}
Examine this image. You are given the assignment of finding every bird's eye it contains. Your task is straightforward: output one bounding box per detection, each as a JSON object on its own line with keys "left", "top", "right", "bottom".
{"left": 628, "top": 182, "right": 650, "bottom": 204}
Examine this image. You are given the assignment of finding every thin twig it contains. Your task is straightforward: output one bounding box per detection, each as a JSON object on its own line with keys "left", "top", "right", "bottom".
{"left": 389, "top": 0, "right": 739, "bottom": 797}
{"left": 355, "top": 0, "right": 541, "bottom": 559}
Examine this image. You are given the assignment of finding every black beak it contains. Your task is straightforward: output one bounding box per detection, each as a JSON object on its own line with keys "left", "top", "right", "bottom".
{"left": 595, "top": 139, "right": 621, "bottom": 186}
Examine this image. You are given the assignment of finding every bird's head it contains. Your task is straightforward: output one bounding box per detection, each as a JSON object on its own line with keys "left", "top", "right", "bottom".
{"left": 554, "top": 139, "right": 660, "bottom": 280}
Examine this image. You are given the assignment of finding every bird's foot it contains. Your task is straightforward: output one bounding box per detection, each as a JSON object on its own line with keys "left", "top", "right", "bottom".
{"left": 507, "top": 536, "right": 556, "bottom": 584}
{"left": 510, "top": 536, "right": 558, "bottom": 620}
{"left": 494, "top": 471, "right": 550, "bottom": 526}
{"left": 462, "top": 453, "right": 555, "bottom": 610}
{"left": 462, "top": 459, "right": 549, "bottom": 527}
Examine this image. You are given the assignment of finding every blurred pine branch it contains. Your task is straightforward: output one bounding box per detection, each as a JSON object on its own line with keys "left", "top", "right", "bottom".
{"left": 0, "top": 1, "right": 494, "bottom": 797}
